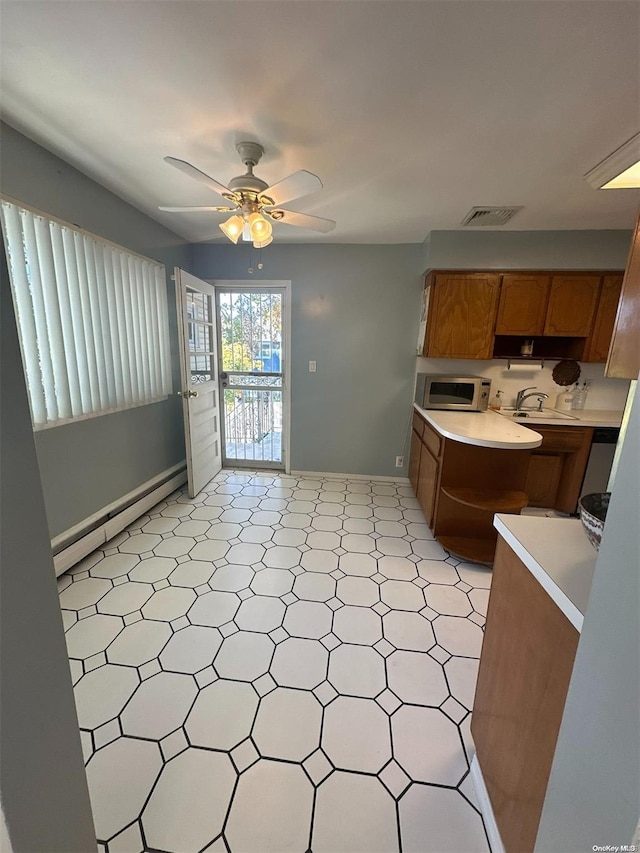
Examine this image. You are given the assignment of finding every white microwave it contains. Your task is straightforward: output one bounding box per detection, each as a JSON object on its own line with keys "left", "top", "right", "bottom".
{"left": 415, "top": 374, "right": 491, "bottom": 412}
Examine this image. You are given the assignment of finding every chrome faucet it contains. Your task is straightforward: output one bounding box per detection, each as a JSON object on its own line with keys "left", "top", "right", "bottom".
{"left": 515, "top": 386, "right": 549, "bottom": 411}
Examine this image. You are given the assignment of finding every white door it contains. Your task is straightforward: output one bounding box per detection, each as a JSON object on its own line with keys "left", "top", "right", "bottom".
{"left": 175, "top": 268, "right": 222, "bottom": 497}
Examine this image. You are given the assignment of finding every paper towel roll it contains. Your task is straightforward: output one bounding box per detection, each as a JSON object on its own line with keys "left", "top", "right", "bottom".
{"left": 504, "top": 360, "right": 544, "bottom": 372}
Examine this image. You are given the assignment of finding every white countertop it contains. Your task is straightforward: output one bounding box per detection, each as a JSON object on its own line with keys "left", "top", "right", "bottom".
{"left": 413, "top": 404, "right": 542, "bottom": 449}
{"left": 496, "top": 408, "right": 624, "bottom": 428}
{"left": 494, "top": 514, "right": 597, "bottom": 632}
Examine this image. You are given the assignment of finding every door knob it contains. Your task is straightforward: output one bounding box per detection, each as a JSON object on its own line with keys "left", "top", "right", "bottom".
{"left": 178, "top": 390, "right": 198, "bottom": 398}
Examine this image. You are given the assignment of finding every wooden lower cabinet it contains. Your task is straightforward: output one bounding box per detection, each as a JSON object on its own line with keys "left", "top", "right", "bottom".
{"left": 471, "top": 536, "right": 579, "bottom": 853}
{"left": 417, "top": 442, "right": 438, "bottom": 528}
{"left": 408, "top": 428, "right": 422, "bottom": 495}
{"left": 525, "top": 426, "right": 593, "bottom": 513}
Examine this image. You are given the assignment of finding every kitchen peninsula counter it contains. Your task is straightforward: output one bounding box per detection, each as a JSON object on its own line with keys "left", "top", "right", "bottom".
{"left": 412, "top": 404, "right": 543, "bottom": 449}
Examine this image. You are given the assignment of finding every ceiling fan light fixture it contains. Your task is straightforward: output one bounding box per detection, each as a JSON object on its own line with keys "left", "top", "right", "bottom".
{"left": 219, "top": 214, "right": 244, "bottom": 243}
{"left": 253, "top": 235, "right": 273, "bottom": 249}
{"left": 248, "top": 212, "right": 272, "bottom": 241}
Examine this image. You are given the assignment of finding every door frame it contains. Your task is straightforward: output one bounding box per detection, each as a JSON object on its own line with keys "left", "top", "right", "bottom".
{"left": 208, "top": 280, "right": 292, "bottom": 475}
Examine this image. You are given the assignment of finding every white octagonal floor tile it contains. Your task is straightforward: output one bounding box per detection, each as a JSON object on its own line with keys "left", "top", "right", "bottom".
{"left": 456, "top": 561, "right": 493, "bottom": 589}
{"left": 121, "top": 671, "right": 197, "bottom": 739}
{"left": 392, "top": 706, "right": 467, "bottom": 785}
{"left": 106, "top": 620, "right": 171, "bottom": 666}
{"left": 328, "top": 644, "right": 386, "bottom": 697}
{"left": 225, "top": 760, "right": 313, "bottom": 853}
{"left": 272, "top": 528, "right": 306, "bottom": 547}
{"left": 433, "top": 616, "right": 484, "bottom": 658}
{"left": 235, "top": 595, "right": 286, "bottom": 632}
{"left": 336, "top": 576, "right": 379, "bottom": 606}
{"left": 376, "top": 536, "right": 412, "bottom": 557}
{"left": 160, "top": 625, "right": 223, "bottom": 673}
{"left": 97, "top": 582, "right": 153, "bottom": 616}
{"left": 301, "top": 549, "right": 339, "bottom": 573}
{"left": 312, "top": 771, "right": 399, "bottom": 853}
{"left": 250, "top": 568, "right": 294, "bottom": 597}
{"left": 386, "top": 650, "right": 449, "bottom": 706}
{"left": 306, "top": 531, "right": 341, "bottom": 551}
{"left": 338, "top": 552, "right": 377, "bottom": 577}
{"left": 416, "top": 560, "right": 460, "bottom": 585}
{"left": 469, "top": 587, "right": 490, "bottom": 616}
{"left": 90, "top": 553, "right": 139, "bottom": 579}
{"left": 188, "top": 591, "right": 240, "bottom": 627}
{"left": 129, "top": 557, "right": 177, "bottom": 583}
{"left": 186, "top": 679, "right": 258, "bottom": 749}
{"left": 209, "top": 564, "right": 254, "bottom": 591}
{"left": 425, "top": 584, "right": 473, "bottom": 617}
{"left": 86, "top": 736, "right": 162, "bottom": 841}
{"left": 65, "top": 614, "right": 123, "bottom": 659}
{"left": 188, "top": 540, "right": 230, "bottom": 562}
{"left": 382, "top": 611, "right": 435, "bottom": 652}
{"left": 377, "top": 555, "right": 418, "bottom": 581}
{"left": 214, "top": 631, "right": 274, "bottom": 681}
{"left": 322, "top": 696, "right": 391, "bottom": 772}
{"left": 249, "top": 510, "right": 282, "bottom": 526}
{"left": 172, "top": 519, "right": 211, "bottom": 538}
{"left": 252, "top": 687, "right": 322, "bottom": 761}
{"left": 141, "top": 516, "right": 180, "bottom": 534}
{"left": 153, "top": 537, "right": 196, "bottom": 558}
{"left": 239, "top": 525, "right": 275, "bottom": 544}
{"left": 293, "top": 572, "right": 336, "bottom": 602}
{"left": 270, "top": 637, "right": 328, "bottom": 689}
{"left": 444, "top": 656, "right": 480, "bottom": 711}
{"left": 206, "top": 522, "right": 242, "bottom": 541}
{"left": 332, "top": 605, "right": 382, "bottom": 645}
{"left": 142, "top": 748, "right": 235, "bottom": 853}
{"left": 74, "top": 664, "right": 139, "bottom": 729}
{"left": 141, "top": 587, "right": 196, "bottom": 622}
{"left": 340, "top": 533, "right": 377, "bottom": 554}
{"left": 380, "top": 580, "right": 425, "bottom": 612}
{"left": 60, "top": 578, "right": 112, "bottom": 611}
{"left": 283, "top": 600, "right": 333, "bottom": 639}
{"left": 262, "top": 545, "right": 301, "bottom": 569}
{"left": 226, "top": 543, "right": 266, "bottom": 565}
{"left": 412, "top": 539, "right": 448, "bottom": 561}
{"left": 119, "top": 533, "right": 162, "bottom": 554}
{"left": 399, "top": 784, "right": 489, "bottom": 852}
{"left": 168, "top": 560, "right": 215, "bottom": 588}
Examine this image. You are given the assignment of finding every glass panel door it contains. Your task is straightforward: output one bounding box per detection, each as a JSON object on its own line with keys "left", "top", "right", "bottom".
{"left": 216, "top": 287, "right": 285, "bottom": 469}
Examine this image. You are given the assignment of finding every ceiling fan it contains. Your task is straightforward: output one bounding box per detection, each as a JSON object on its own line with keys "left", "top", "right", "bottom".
{"left": 159, "top": 141, "right": 336, "bottom": 247}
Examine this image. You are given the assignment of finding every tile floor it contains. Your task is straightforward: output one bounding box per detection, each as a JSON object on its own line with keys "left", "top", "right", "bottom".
{"left": 59, "top": 470, "right": 492, "bottom": 853}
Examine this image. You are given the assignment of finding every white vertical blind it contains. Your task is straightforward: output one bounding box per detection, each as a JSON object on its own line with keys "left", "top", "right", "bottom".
{"left": 1, "top": 199, "right": 172, "bottom": 428}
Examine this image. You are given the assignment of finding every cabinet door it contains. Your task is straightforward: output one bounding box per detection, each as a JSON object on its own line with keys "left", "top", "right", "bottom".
{"left": 426, "top": 273, "right": 500, "bottom": 358}
{"left": 606, "top": 213, "right": 640, "bottom": 379}
{"left": 495, "top": 275, "right": 551, "bottom": 335}
{"left": 525, "top": 454, "right": 563, "bottom": 507}
{"left": 409, "top": 429, "right": 422, "bottom": 496}
{"left": 417, "top": 442, "right": 438, "bottom": 528}
{"left": 543, "top": 276, "right": 600, "bottom": 336}
{"left": 584, "top": 275, "right": 623, "bottom": 362}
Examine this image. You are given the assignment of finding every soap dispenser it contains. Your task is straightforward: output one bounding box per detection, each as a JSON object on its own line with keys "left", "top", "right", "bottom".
{"left": 555, "top": 387, "right": 575, "bottom": 412}
{"left": 489, "top": 390, "right": 503, "bottom": 411}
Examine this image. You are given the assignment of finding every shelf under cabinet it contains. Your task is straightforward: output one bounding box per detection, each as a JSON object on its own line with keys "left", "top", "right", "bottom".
{"left": 440, "top": 487, "right": 529, "bottom": 513}
{"left": 438, "top": 535, "right": 497, "bottom": 566}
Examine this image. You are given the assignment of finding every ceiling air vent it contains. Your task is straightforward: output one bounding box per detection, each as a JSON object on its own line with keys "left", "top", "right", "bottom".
{"left": 461, "top": 206, "right": 523, "bottom": 227}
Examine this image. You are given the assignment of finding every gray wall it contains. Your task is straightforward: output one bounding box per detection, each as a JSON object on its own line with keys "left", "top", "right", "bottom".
{"left": 0, "top": 244, "right": 97, "bottom": 852}
{"left": 425, "top": 229, "right": 633, "bottom": 270}
{"left": 1, "top": 123, "right": 191, "bottom": 537}
{"left": 192, "top": 243, "right": 424, "bottom": 476}
{"left": 535, "top": 382, "right": 640, "bottom": 851}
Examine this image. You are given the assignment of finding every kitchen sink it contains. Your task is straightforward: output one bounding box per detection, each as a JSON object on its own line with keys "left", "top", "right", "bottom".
{"left": 498, "top": 407, "right": 578, "bottom": 421}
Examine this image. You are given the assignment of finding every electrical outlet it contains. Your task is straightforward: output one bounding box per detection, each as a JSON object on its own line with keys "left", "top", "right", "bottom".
{"left": 395, "top": 456, "right": 404, "bottom": 468}
{"left": 309, "top": 360, "right": 317, "bottom": 372}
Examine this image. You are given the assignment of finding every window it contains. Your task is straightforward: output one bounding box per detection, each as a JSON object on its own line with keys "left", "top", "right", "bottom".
{"left": 1, "top": 199, "right": 172, "bottom": 429}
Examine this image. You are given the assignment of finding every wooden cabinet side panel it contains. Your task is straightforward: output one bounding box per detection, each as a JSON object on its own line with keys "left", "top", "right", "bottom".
{"left": 471, "top": 537, "right": 579, "bottom": 853}
{"left": 427, "top": 274, "right": 500, "bottom": 359}
{"left": 525, "top": 454, "right": 563, "bottom": 507}
{"left": 544, "top": 276, "right": 600, "bottom": 336}
{"left": 606, "top": 215, "right": 640, "bottom": 379}
{"left": 584, "top": 275, "right": 623, "bottom": 363}
{"left": 495, "top": 275, "right": 551, "bottom": 335}
{"left": 417, "top": 442, "right": 438, "bottom": 528}
{"left": 409, "top": 429, "right": 422, "bottom": 496}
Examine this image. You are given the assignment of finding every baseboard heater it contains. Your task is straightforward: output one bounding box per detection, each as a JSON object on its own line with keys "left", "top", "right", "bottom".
{"left": 52, "top": 461, "right": 187, "bottom": 577}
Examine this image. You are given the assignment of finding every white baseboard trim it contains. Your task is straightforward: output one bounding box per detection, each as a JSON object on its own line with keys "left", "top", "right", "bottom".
{"left": 290, "top": 470, "right": 411, "bottom": 484}
{"left": 52, "top": 462, "right": 187, "bottom": 577}
{"left": 470, "top": 756, "right": 505, "bottom": 853}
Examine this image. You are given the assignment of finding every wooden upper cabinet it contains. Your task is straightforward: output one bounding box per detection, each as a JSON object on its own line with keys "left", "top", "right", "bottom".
{"left": 606, "top": 213, "right": 640, "bottom": 379}
{"left": 425, "top": 273, "right": 500, "bottom": 359}
{"left": 543, "top": 275, "right": 601, "bottom": 336}
{"left": 495, "top": 274, "right": 551, "bottom": 335}
{"left": 584, "top": 275, "right": 624, "bottom": 363}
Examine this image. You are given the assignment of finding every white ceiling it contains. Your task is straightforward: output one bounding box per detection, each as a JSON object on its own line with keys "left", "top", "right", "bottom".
{"left": 1, "top": 1, "right": 639, "bottom": 244}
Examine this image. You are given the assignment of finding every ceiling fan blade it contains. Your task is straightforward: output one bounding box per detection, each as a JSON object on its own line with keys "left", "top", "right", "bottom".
{"left": 260, "top": 170, "right": 323, "bottom": 207}
{"left": 268, "top": 209, "right": 336, "bottom": 233}
{"left": 158, "top": 205, "right": 235, "bottom": 213}
{"left": 164, "top": 156, "right": 234, "bottom": 199}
